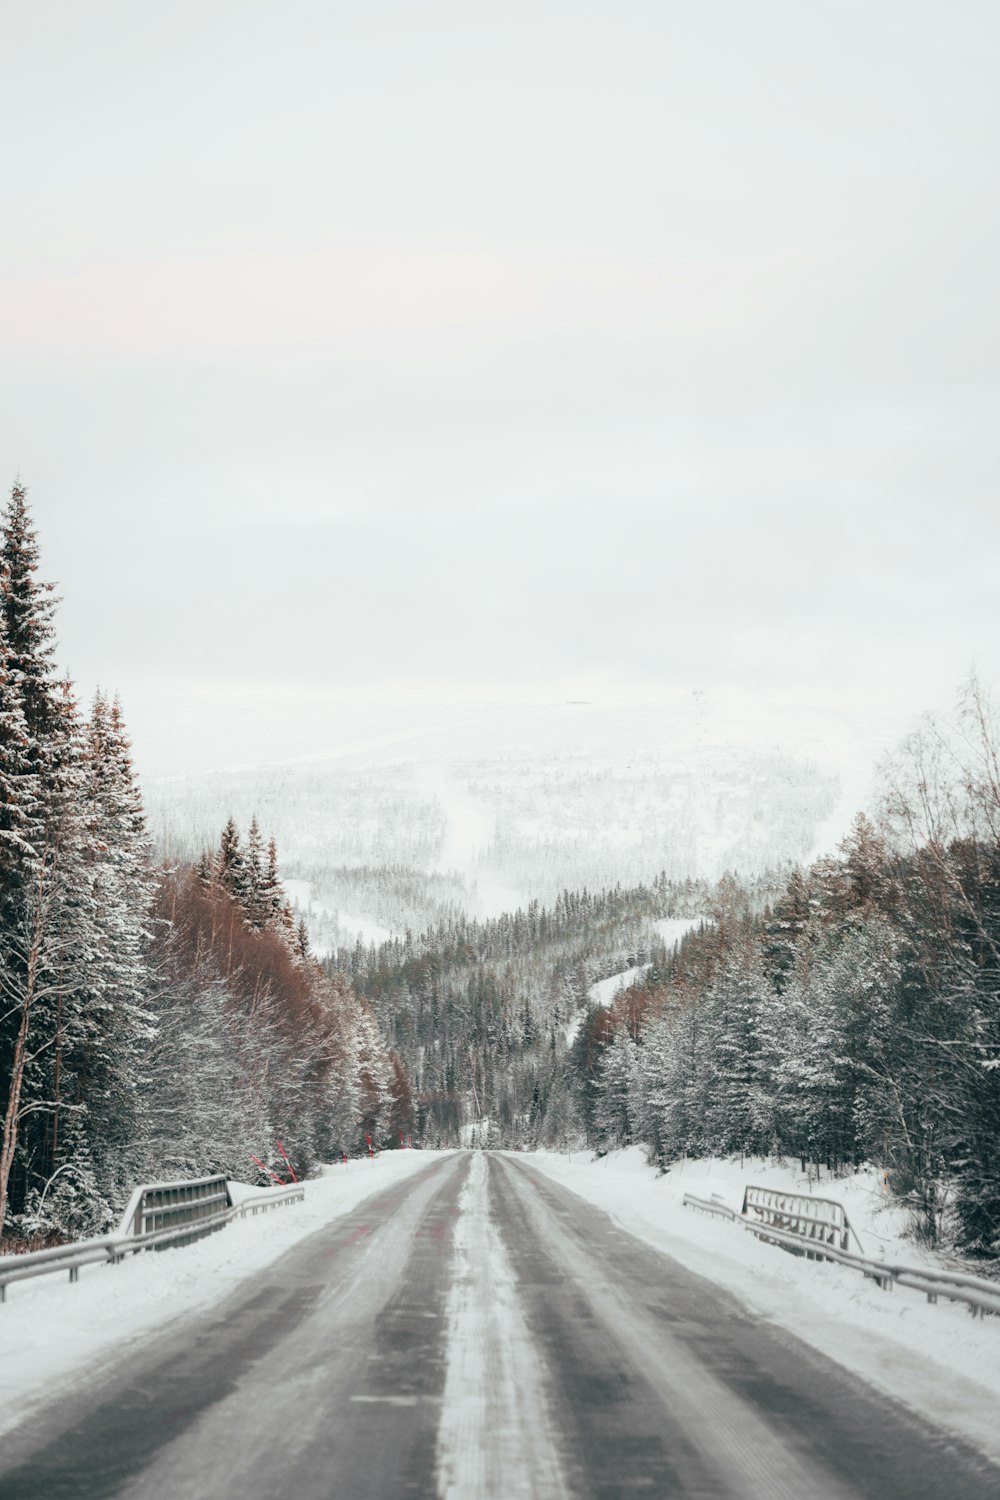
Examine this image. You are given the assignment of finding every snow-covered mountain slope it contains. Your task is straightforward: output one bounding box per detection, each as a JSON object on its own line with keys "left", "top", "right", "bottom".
{"left": 142, "top": 694, "right": 901, "bottom": 930}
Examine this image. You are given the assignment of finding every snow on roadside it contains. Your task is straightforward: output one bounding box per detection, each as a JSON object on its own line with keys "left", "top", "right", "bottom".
{"left": 0, "top": 1151, "right": 448, "bottom": 1441}
{"left": 522, "top": 1148, "right": 1000, "bottom": 1465}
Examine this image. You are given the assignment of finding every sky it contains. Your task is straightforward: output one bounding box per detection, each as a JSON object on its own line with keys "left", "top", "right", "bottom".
{"left": 2, "top": 2, "right": 998, "bottom": 772}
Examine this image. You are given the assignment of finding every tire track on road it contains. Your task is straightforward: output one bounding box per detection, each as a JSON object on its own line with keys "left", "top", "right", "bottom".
{"left": 0, "top": 1152, "right": 468, "bottom": 1500}
{"left": 493, "top": 1155, "right": 1000, "bottom": 1500}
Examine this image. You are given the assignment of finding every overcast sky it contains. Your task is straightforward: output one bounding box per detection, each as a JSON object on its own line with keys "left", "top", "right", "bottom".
{"left": 2, "top": 1, "right": 998, "bottom": 769}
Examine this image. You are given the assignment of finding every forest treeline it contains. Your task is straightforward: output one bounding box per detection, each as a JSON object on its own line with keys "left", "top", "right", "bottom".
{"left": 332, "top": 872, "right": 779, "bottom": 1145}
{"left": 579, "top": 693, "right": 1000, "bottom": 1262}
{"left": 0, "top": 486, "right": 408, "bottom": 1244}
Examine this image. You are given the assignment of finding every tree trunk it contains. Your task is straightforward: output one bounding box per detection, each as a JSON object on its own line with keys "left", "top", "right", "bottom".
{"left": 0, "top": 861, "right": 50, "bottom": 1234}
{"left": 0, "top": 926, "right": 42, "bottom": 1233}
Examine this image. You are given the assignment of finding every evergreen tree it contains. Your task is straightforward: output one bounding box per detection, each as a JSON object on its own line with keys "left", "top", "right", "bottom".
{"left": 261, "top": 837, "right": 284, "bottom": 928}
{"left": 1, "top": 484, "right": 60, "bottom": 754}
{"left": 0, "top": 585, "right": 38, "bottom": 905}
{"left": 244, "top": 816, "right": 267, "bottom": 928}
{"left": 762, "top": 868, "right": 812, "bottom": 990}
{"left": 215, "top": 817, "right": 250, "bottom": 911}
{"left": 594, "top": 1026, "right": 636, "bottom": 1148}
{"left": 49, "top": 693, "right": 155, "bottom": 1228}
{"left": 0, "top": 484, "right": 89, "bottom": 1234}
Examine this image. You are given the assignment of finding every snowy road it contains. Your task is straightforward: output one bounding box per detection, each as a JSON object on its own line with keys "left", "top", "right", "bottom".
{"left": 2, "top": 1151, "right": 999, "bottom": 1499}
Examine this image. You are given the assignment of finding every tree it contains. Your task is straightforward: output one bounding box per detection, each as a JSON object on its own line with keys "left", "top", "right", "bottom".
{"left": 594, "top": 1025, "right": 636, "bottom": 1148}
{"left": 55, "top": 693, "right": 155, "bottom": 1225}
{"left": 244, "top": 816, "right": 269, "bottom": 929}
{"left": 0, "top": 582, "right": 38, "bottom": 897}
{"left": 0, "top": 484, "right": 89, "bottom": 1235}
{"left": 215, "top": 817, "right": 249, "bottom": 910}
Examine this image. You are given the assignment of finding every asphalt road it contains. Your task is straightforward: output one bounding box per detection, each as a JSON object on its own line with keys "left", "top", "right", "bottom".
{"left": 2, "top": 1150, "right": 998, "bottom": 1500}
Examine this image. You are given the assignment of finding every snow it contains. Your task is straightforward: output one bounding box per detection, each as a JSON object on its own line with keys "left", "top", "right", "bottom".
{"left": 144, "top": 693, "right": 877, "bottom": 920}
{"left": 523, "top": 1149, "right": 1000, "bottom": 1465}
{"left": 653, "top": 916, "right": 706, "bottom": 948}
{"left": 588, "top": 965, "right": 649, "bottom": 1009}
{"left": 283, "top": 877, "right": 395, "bottom": 951}
{"left": 437, "top": 1153, "right": 565, "bottom": 1500}
{"left": 336, "top": 910, "right": 395, "bottom": 948}
{"left": 0, "top": 1150, "right": 447, "bottom": 1442}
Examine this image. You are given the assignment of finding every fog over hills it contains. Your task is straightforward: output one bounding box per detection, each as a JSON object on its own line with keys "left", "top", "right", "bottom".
{"left": 142, "top": 693, "right": 902, "bottom": 949}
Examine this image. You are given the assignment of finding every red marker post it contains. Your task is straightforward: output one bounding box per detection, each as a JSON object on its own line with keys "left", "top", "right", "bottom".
{"left": 366, "top": 1134, "right": 373, "bottom": 1160}
{"left": 276, "top": 1139, "right": 298, "bottom": 1184}
{"left": 249, "top": 1153, "right": 286, "bottom": 1185}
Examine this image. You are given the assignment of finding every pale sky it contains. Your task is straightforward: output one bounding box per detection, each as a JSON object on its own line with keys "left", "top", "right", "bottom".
{"left": 2, "top": 1, "right": 998, "bottom": 769}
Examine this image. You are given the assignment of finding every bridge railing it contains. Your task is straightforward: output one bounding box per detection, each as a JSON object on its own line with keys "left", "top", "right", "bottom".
{"left": 682, "top": 1190, "right": 1000, "bottom": 1319}
{"left": 740, "top": 1183, "right": 864, "bottom": 1254}
{"left": 0, "top": 1179, "right": 304, "bottom": 1303}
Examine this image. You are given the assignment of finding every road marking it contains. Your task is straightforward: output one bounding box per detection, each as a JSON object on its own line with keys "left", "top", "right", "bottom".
{"left": 349, "top": 1395, "right": 435, "bottom": 1407}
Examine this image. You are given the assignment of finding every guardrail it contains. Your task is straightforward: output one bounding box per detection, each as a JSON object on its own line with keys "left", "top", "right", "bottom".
{"left": 741, "top": 1183, "right": 864, "bottom": 1255}
{"left": 682, "top": 1191, "right": 1000, "bottom": 1319}
{"left": 0, "top": 1180, "right": 304, "bottom": 1303}
{"left": 681, "top": 1192, "right": 737, "bottom": 1223}
{"left": 117, "top": 1173, "right": 232, "bottom": 1240}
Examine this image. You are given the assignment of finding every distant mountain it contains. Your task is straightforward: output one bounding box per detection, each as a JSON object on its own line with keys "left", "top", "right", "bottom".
{"left": 142, "top": 693, "right": 898, "bottom": 946}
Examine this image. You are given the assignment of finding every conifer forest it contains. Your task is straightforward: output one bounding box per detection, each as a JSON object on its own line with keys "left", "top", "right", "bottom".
{"left": 0, "top": 486, "right": 405, "bottom": 1242}
{"left": 1, "top": 480, "right": 999, "bottom": 1268}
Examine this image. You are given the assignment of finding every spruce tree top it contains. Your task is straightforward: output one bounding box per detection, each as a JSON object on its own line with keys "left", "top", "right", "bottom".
{"left": 2, "top": 485, "right": 59, "bottom": 712}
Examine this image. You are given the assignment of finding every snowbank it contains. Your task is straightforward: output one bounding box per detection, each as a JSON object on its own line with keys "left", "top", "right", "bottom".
{"left": 0, "top": 1150, "right": 448, "bottom": 1441}
{"left": 523, "top": 1148, "right": 1000, "bottom": 1464}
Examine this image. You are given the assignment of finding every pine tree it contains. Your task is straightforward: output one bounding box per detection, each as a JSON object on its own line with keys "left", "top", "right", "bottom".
{"left": 52, "top": 693, "right": 155, "bottom": 1228}
{"left": 261, "top": 837, "right": 284, "bottom": 928}
{"left": 215, "top": 817, "right": 250, "bottom": 911}
{"left": 0, "top": 584, "right": 38, "bottom": 905}
{"left": 0, "top": 484, "right": 89, "bottom": 1234}
{"left": 1, "top": 484, "right": 60, "bottom": 753}
{"left": 594, "top": 1025, "right": 636, "bottom": 1148}
{"left": 244, "top": 816, "right": 267, "bottom": 928}
{"left": 762, "top": 868, "right": 812, "bottom": 991}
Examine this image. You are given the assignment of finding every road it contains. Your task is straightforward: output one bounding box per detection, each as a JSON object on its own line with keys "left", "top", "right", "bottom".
{"left": 1, "top": 1151, "right": 998, "bottom": 1499}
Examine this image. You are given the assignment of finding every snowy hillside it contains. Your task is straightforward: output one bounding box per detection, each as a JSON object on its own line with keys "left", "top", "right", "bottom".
{"left": 142, "top": 694, "right": 898, "bottom": 935}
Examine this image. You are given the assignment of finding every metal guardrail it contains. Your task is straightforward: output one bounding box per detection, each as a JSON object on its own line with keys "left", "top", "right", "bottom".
{"left": 118, "top": 1173, "right": 232, "bottom": 1239}
{"left": 681, "top": 1192, "right": 737, "bottom": 1223}
{"left": 741, "top": 1183, "right": 864, "bottom": 1254}
{"left": 0, "top": 1179, "right": 304, "bottom": 1303}
{"left": 682, "top": 1191, "right": 1000, "bottom": 1319}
